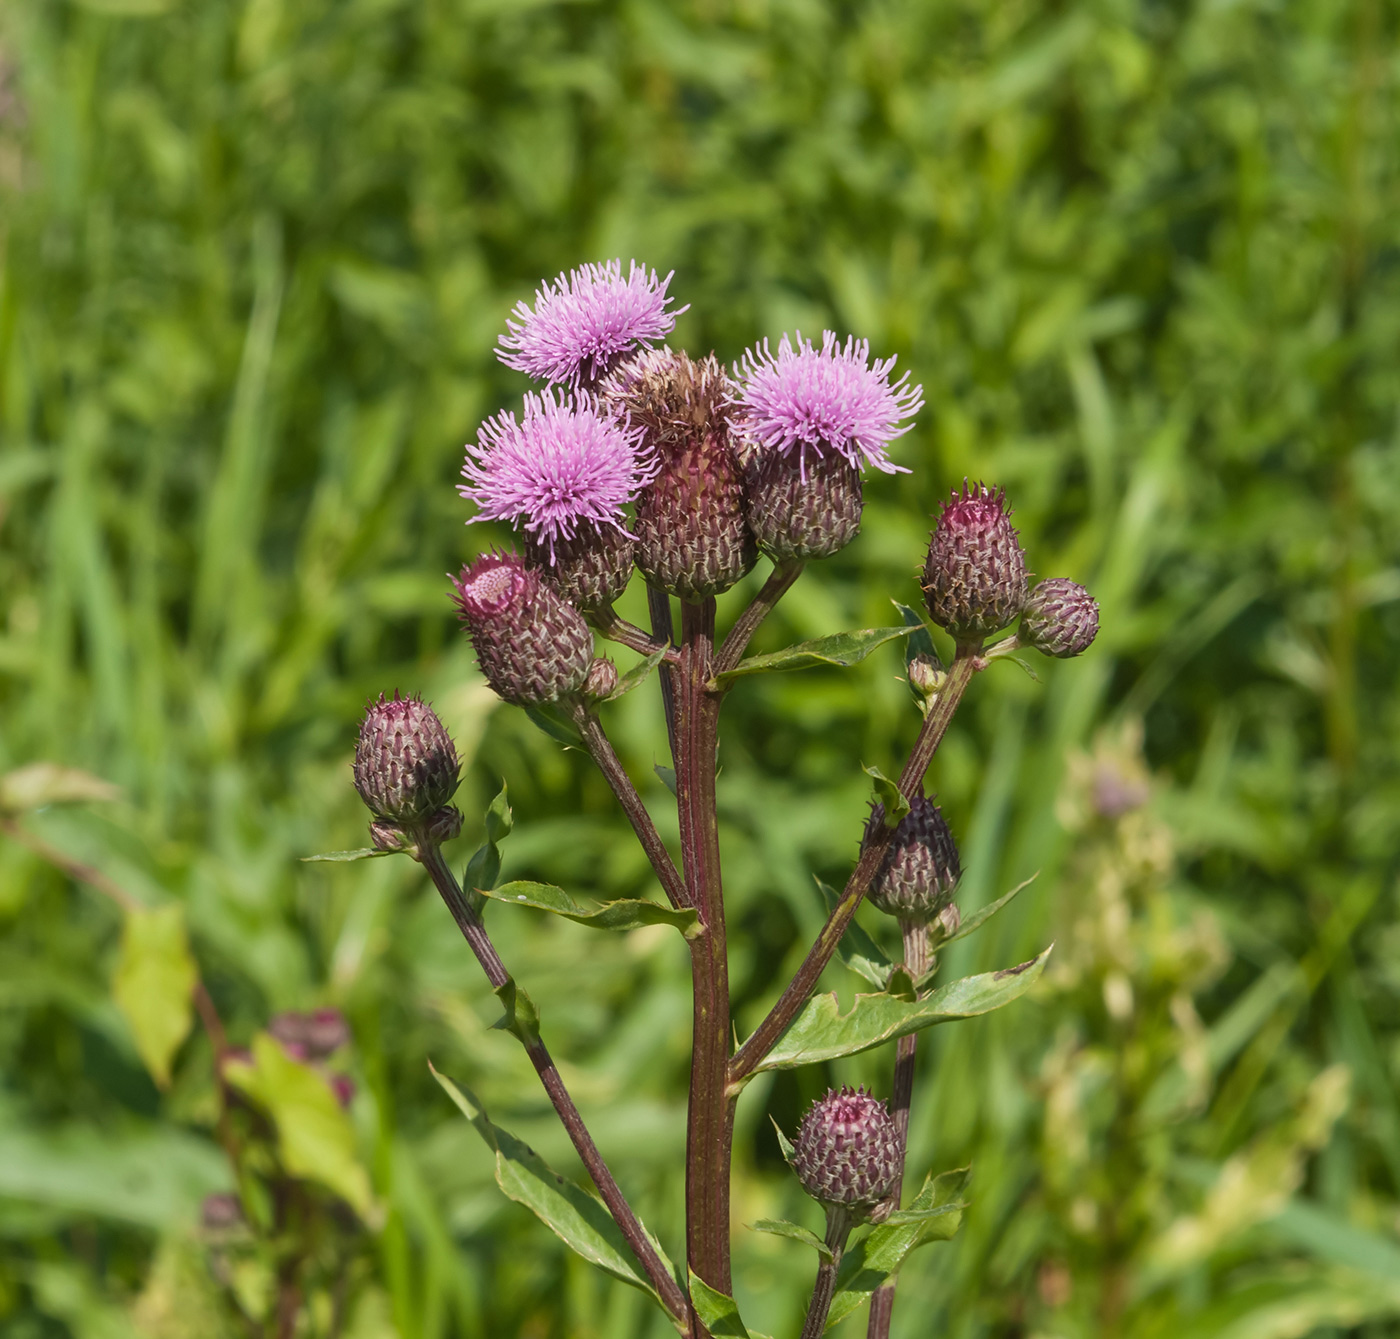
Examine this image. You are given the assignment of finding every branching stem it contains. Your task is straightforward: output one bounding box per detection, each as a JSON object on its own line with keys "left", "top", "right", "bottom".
{"left": 713, "top": 561, "right": 804, "bottom": 676}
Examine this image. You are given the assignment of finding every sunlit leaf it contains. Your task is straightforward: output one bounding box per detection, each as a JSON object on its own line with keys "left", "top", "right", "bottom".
{"left": 749, "top": 1218, "right": 832, "bottom": 1262}
{"left": 490, "top": 976, "right": 542, "bottom": 1047}
{"left": 817, "top": 879, "right": 894, "bottom": 988}
{"left": 301, "top": 847, "right": 392, "bottom": 863}
{"left": 480, "top": 880, "right": 700, "bottom": 938}
{"left": 607, "top": 647, "right": 669, "bottom": 699}
{"left": 112, "top": 903, "right": 197, "bottom": 1088}
{"left": 750, "top": 947, "right": 1052, "bottom": 1072}
{"left": 464, "top": 785, "right": 513, "bottom": 909}
{"left": 224, "top": 1035, "right": 375, "bottom": 1218}
{"left": 687, "top": 1272, "right": 756, "bottom": 1338}
{"left": 710, "top": 626, "right": 916, "bottom": 688}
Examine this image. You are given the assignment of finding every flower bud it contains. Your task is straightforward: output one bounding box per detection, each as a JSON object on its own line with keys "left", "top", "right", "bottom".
{"left": 906, "top": 651, "right": 945, "bottom": 704}
{"left": 863, "top": 795, "right": 961, "bottom": 924}
{"left": 742, "top": 449, "right": 863, "bottom": 562}
{"left": 582, "top": 656, "right": 618, "bottom": 700}
{"left": 922, "top": 482, "right": 1028, "bottom": 642}
{"left": 792, "top": 1086, "right": 901, "bottom": 1213}
{"left": 452, "top": 551, "right": 593, "bottom": 705}
{"left": 354, "top": 693, "right": 461, "bottom": 823}
{"left": 523, "top": 520, "right": 635, "bottom": 613}
{"left": 602, "top": 349, "right": 755, "bottom": 600}
{"left": 1020, "top": 578, "right": 1099, "bottom": 659}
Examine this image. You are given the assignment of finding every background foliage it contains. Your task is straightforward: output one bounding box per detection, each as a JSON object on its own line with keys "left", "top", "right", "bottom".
{"left": 2, "top": 0, "right": 1400, "bottom": 1335}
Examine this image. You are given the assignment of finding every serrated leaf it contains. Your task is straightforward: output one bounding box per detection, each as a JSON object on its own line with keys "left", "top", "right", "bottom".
{"left": 607, "top": 647, "right": 669, "bottom": 700}
{"left": 864, "top": 765, "right": 910, "bottom": 826}
{"left": 112, "top": 904, "right": 197, "bottom": 1088}
{"left": 524, "top": 702, "right": 583, "bottom": 745}
{"left": 463, "top": 786, "right": 512, "bottom": 906}
{"left": 710, "top": 626, "right": 916, "bottom": 688}
{"left": 749, "top": 1218, "right": 832, "bottom": 1262}
{"left": 750, "top": 947, "right": 1052, "bottom": 1073}
{"left": 687, "top": 1272, "right": 752, "bottom": 1337}
{"left": 654, "top": 764, "right": 677, "bottom": 796}
{"left": 430, "top": 1065, "right": 677, "bottom": 1309}
{"left": 826, "top": 1169, "right": 969, "bottom": 1327}
{"left": 817, "top": 879, "right": 894, "bottom": 989}
{"left": 491, "top": 976, "right": 542, "bottom": 1047}
{"left": 480, "top": 881, "right": 701, "bottom": 938}
{"left": 0, "top": 763, "right": 121, "bottom": 814}
{"left": 224, "top": 1035, "right": 374, "bottom": 1217}
{"left": 301, "top": 847, "right": 393, "bottom": 863}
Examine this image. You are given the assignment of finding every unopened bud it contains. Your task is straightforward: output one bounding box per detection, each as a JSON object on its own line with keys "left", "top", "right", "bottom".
{"left": 452, "top": 551, "right": 594, "bottom": 704}
{"left": 922, "top": 482, "right": 1028, "bottom": 642}
{"left": 863, "top": 796, "right": 961, "bottom": 924}
{"left": 743, "top": 450, "right": 862, "bottom": 562}
{"left": 354, "top": 694, "right": 461, "bottom": 823}
{"left": 1020, "top": 578, "right": 1099, "bottom": 659}
{"left": 602, "top": 350, "right": 755, "bottom": 600}
{"left": 792, "top": 1086, "right": 901, "bottom": 1214}
{"left": 523, "top": 521, "right": 635, "bottom": 614}
{"left": 906, "top": 651, "right": 945, "bottom": 702}
{"left": 583, "top": 657, "right": 618, "bottom": 700}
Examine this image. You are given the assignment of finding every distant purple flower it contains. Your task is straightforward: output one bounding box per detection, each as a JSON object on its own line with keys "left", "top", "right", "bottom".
{"left": 497, "top": 261, "right": 687, "bottom": 388}
{"left": 735, "top": 331, "right": 923, "bottom": 475}
{"left": 460, "top": 390, "right": 656, "bottom": 560}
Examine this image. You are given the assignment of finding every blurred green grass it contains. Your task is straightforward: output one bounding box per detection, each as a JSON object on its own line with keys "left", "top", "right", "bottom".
{"left": 2, "top": 0, "right": 1400, "bottom": 1335}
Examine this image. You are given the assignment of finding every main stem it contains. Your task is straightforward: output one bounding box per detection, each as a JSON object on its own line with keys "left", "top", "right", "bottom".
{"left": 676, "top": 598, "right": 734, "bottom": 1326}
{"left": 729, "top": 652, "right": 978, "bottom": 1085}
{"left": 866, "top": 920, "right": 931, "bottom": 1339}
{"left": 418, "top": 843, "right": 688, "bottom": 1325}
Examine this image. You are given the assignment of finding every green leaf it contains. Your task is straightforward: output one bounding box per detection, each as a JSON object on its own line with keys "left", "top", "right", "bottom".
{"left": 769, "top": 1115, "right": 796, "bottom": 1165}
{"left": 817, "top": 879, "right": 894, "bottom": 989}
{"left": 864, "top": 765, "right": 910, "bottom": 826}
{"left": 430, "top": 1065, "right": 678, "bottom": 1309}
{"left": 927, "top": 875, "right": 1038, "bottom": 960}
{"left": 827, "top": 1169, "right": 969, "bottom": 1327}
{"left": 480, "top": 880, "right": 701, "bottom": 938}
{"left": 112, "top": 903, "right": 197, "bottom": 1088}
{"left": 607, "top": 647, "right": 669, "bottom": 699}
{"left": 654, "top": 764, "right": 677, "bottom": 796}
{"left": 224, "top": 1034, "right": 375, "bottom": 1218}
{"left": 750, "top": 946, "right": 1052, "bottom": 1073}
{"left": 301, "top": 847, "right": 393, "bottom": 863}
{"left": 0, "top": 763, "right": 121, "bottom": 814}
{"left": 464, "top": 785, "right": 513, "bottom": 903}
{"left": 892, "top": 602, "right": 938, "bottom": 664}
{"left": 710, "top": 626, "right": 916, "bottom": 688}
{"left": 687, "top": 1272, "right": 753, "bottom": 1337}
{"left": 490, "top": 976, "right": 542, "bottom": 1047}
{"left": 524, "top": 702, "right": 583, "bottom": 746}
{"left": 749, "top": 1218, "right": 832, "bottom": 1262}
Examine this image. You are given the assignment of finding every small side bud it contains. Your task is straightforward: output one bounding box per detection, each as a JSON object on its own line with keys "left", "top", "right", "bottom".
{"left": 354, "top": 694, "right": 461, "bottom": 823}
{"left": 582, "top": 656, "right": 618, "bottom": 700}
{"left": 863, "top": 795, "right": 961, "bottom": 924}
{"left": 792, "top": 1086, "right": 901, "bottom": 1216}
{"left": 906, "top": 651, "right": 946, "bottom": 706}
{"left": 452, "top": 551, "right": 594, "bottom": 705}
{"left": 922, "top": 482, "right": 1028, "bottom": 642}
{"left": 1020, "top": 578, "right": 1099, "bottom": 658}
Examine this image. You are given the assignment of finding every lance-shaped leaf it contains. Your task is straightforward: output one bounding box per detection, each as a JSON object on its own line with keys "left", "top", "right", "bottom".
{"left": 920, "top": 876, "right": 1038, "bottom": 977}
{"left": 748, "top": 946, "right": 1052, "bottom": 1073}
{"left": 817, "top": 879, "right": 895, "bottom": 989}
{"left": 430, "top": 1065, "right": 680, "bottom": 1317}
{"left": 864, "top": 765, "right": 909, "bottom": 826}
{"left": 709, "top": 626, "right": 916, "bottom": 689}
{"left": 302, "top": 847, "right": 394, "bottom": 863}
{"left": 826, "top": 1169, "right": 968, "bottom": 1327}
{"left": 479, "top": 881, "right": 701, "bottom": 938}
{"left": 687, "top": 1272, "right": 770, "bottom": 1338}
{"left": 749, "top": 1218, "right": 832, "bottom": 1262}
{"left": 463, "top": 786, "right": 512, "bottom": 912}
{"left": 606, "top": 647, "right": 669, "bottom": 700}
{"left": 112, "top": 903, "right": 198, "bottom": 1088}
{"left": 225, "top": 1034, "right": 375, "bottom": 1218}
{"left": 0, "top": 763, "right": 121, "bottom": 814}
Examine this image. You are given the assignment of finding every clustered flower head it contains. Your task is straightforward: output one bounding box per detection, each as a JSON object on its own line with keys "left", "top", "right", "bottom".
{"left": 497, "top": 260, "right": 686, "bottom": 389}
{"left": 735, "top": 331, "right": 923, "bottom": 476}
{"left": 460, "top": 390, "right": 654, "bottom": 562}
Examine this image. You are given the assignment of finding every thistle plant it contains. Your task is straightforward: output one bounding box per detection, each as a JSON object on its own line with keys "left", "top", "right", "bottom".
{"left": 336, "top": 260, "right": 1100, "bottom": 1337}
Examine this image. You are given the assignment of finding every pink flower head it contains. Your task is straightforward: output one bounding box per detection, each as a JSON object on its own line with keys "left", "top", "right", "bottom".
{"left": 735, "top": 331, "right": 923, "bottom": 475}
{"left": 460, "top": 390, "right": 657, "bottom": 561}
{"left": 497, "top": 260, "right": 687, "bottom": 388}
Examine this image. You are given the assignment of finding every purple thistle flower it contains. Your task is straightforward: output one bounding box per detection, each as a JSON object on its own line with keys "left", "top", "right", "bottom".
{"left": 497, "top": 260, "right": 687, "bottom": 388}
{"left": 735, "top": 331, "right": 923, "bottom": 475}
{"left": 460, "top": 390, "right": 656, "bottom": 561}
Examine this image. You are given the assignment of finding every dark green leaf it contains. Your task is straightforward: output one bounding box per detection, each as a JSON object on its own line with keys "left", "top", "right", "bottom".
{"left": 430, "top": 1066, "right": 678, "bottom": 1309}
{"left": 750, "top": 947, "right": 1052, "bottom": 1072}
{"left": 710, "top": 626, "right": 916, "bottom": 688}
{"left": 827, "top": 1169, "right": 969, "bottom": 1326}
{"left": 687, "top": 1272, "right": 753, "bottom": 1337}
{"left": 480, "top": 881, "right": 700, "bottom": 938}
{"left": 464, "top": 785, "right": 513, "bottom": 903}
{"left": 864, "top": 765, "right": 910, "bottom": 826}
{"left": 893, "top": 602, "right": 938, "bottom": 664}
{"left": 491, "top": 976, "right": 542, "bottom": 1047}
{"left": 112, "top": 904, "right": 197, "bottom": 1089}
{"left": 301, "top": 847, "right": 393, "bottom": 862}
{"left": 523, "top": 702, "right": 583, "bottom": 746}
{"left": 817, "top": 878, "right": 894, "bottom": 989}
{"left": 749, "top": 1218, "right": 832, "bottom": 1262}
{"left": 607, "top": 647, "right": 669, "bottom": 699}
